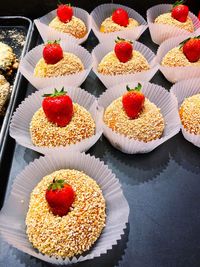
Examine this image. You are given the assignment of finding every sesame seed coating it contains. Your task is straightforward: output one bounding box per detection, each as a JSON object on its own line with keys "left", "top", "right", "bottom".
{"left": 161, "top": 47, "right": 200, "bottom": 67}
{"left": 100, "top": 17, "right": 139, "bottom": 33}
{"left": 104, "top": 97, "right": 164, "bottom": 142}
{"left": 26, "top": 169, "right": 106, "bottom": 258}
{"left": 179, "top": 94, "right": 200, "bottom": 135}
{"left": 0, "top": 41, "right": 18, "bottom": 76}
{"left": 30, "top": 103, "right": 95, "bottom": 147}
{"left": 34, "top": 52, "right": 84, "bottom": 78}
{"left": 154, "top": 13, "right": 194, "bottom": 33}
{"left": 98, "top": 51, "right": 150, "bottom": 75}
{"left": 49, "top": 16, "right": 87, "bottom": 39}
{"left": 0, "top": 74, "right": 10, "bottom": 116}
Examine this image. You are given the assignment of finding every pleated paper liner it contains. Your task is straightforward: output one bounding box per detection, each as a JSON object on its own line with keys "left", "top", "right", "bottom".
{"left": 92, "top": 40, "right": 158, "bottom": 88}
{"left": 90, "top": 3, "right": 148, "bottom": 43}
{"left": 147, "top": 4, "right": 200, "bottom": 45}
{"left": 157, "top": 34, "right": 200, "bottom": 83}
{"left": 9, "top": 84, "right": 103, "bottom": 155}
{"left": 170, "top": 78, "right": 200, "bottom": 148}
{"left": 19, "top": 40, "right": 92, "bottom": 89}
{"left": 34, "top": 7, "right": 91, "bottom": 45}
{"left": 0, "top": 151, "right": 129, "bottom": 264}
{"left": 98, "top": 81, "right": 180, "bottom": 154}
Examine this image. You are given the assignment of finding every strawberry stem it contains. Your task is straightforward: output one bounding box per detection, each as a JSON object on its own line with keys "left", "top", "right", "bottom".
{"left": 48, "top": 179, "right": 67, "bottom": 191}
{"left": 43, "top": 87, "right": 67, "bottom": 97}
{"left": 46, "top": 39, "right": 61, "bottom": 45}
{"left": 126, "top": 83, "right": 142, "bottom": 92}
{"left": 173, "top": 0, "right": 185, "bottom": 7}
{"left": 115, "top": 36, "right": 133, "bottom": 44}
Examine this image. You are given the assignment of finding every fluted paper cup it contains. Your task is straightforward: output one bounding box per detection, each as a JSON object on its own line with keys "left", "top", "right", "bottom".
{"left": 98, "top": 81, "right": 180, "bottom": 154}
{"left": 0, "top": 151, "right": 129, "bottom": 264}
{"left": 90, "top": 3, "right": 148, "bottom": 43}
{"left": 19, "top": 41, "right": 92, "bottom": 89}
{"left": 92, "top": 40, "right": 158, "bottom": 88}
{"left": 147, "top": 4, "right": 200, "bottom": 45}
{"left": 170, "top": 78, "right": 200, "bottom": 148}
{"left": 157, "top": 35, "right": 200, "bottom": 83}
{"left": 9, "top": 84, "right": 103, "bottom": 154}
{"left": 34, "top": 7, "right": 91, "bottom": 45}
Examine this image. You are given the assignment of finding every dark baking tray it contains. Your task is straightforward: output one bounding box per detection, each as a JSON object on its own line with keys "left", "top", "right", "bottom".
{"left": 0, "top": 16, "right": 33, "bottom": 162}
{"left": 0, "top": 25, "right": 200, "bottom": 267}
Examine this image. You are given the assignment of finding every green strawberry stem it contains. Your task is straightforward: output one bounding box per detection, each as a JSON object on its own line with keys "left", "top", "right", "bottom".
{"left": 115, "top": 36, "right": 133, "bottom": 44}
{"left": 173, "top": 0, "right": 185, "bottom": 7}
{"left": 43, "top": 87, "right": 67, "bottom": 97}
{"left": 126, "top": 83, "right": 142, "bottom": 92}
{"left": 179, "top": 35, "right": 200, "bottom": 49}
{"left": 46, "top": 39, "right": 61, "bottom": 45}
{"left": 48, "top": 179, "right": 67, "bottom": 191}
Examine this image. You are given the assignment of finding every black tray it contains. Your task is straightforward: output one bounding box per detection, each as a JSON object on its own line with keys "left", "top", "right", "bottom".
{"left": 0, "top": 25, "right": 200, "bottom": 267}
{"left": 0, "top": 16, "right": 33, "bottom": 163}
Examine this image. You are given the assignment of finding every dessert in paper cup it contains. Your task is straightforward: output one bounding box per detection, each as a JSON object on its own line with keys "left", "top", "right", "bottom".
{"left": 157, "top": 34, "right": 200, "bottom": 83}
{"left": 147, "top": 3, "right": 200, "bottom": 45}
{"left": 0, "top": 151, "right": 129, "bottom": 264}
{"left": 98, "top": 81, "right": 180, "bottom": 154}
{"left": 171, "top": 78, "right": 200, "bottom": 148}
{"left": 19, "top": 40, "right": 92, "bottom": 89}
{"left": 9, "top": 84, "right": 103, "bottom": 155}
{"left": 90, "top": 3, "right": 148, "bottom": 43}
{"left": 34, "top": 5, "right": 91, "bottom": 45}
{"left": 92, "top": 38, "right": 158, "bottom": 88}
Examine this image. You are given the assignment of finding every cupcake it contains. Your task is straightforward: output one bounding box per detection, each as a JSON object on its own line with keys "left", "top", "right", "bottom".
{"left": 154, "top": 1, "right": 194, "bottom": 33}
{"left": 98, "top": 37, "right": 150, "bottom": 76}
{"left": 100, "top": 7, "right": 139, "bottom": 33}
{"left": 26, "top": 169, "right": 106, "bottom": 258}
{"left": 49, "top": 4, "right": 87, "bottom": 39}
{"left": 0, "top": 75, "right": 10, "bottom": 116}
{"left": 103, "top": 83, "right": 164, "bottom": 143}
{"left": 0, "top": 41, "right": 18, "bottom": 77}
{"left": 30, "top": 88, "right": 95, "bottom": 147}
{"left": 34, "top": 40, "right": 84, "bottom": 78}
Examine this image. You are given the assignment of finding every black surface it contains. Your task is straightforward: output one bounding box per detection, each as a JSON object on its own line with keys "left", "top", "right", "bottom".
{"left": 0, "top": 10, "right": 200, "bottom": 267}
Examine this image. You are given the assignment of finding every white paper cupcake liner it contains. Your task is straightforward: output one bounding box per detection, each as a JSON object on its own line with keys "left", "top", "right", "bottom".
{"left": 9, "top": 83, "right": 103, "bottom": 155}
{"left": 34, "top": 7, "right": 91, "bottom": 45}
{"left": 92, "top": 40, "right": 158, "bottom": 88}
{"left": 147, "top": 4, "right": 200, "bottom": 45}
{"left": 156, "top": 34, "right": 200, "bottom": 83}
{"left": 170, "top": 78, "right": 200, "bottom": 148}
{"left": 0, "top": 151, "right": 129, "bottom": 264}
{"left": 90, "top": 3, "right": 148, "bottom": 43}
{"left": 19, "top": 41, "right": 92, "bottom": 89}
{"left": 98, "top": 81, "right": 180, "bottom": 154}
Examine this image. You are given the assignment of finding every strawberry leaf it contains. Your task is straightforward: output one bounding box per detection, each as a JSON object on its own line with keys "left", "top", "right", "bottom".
{"left": 126, "top": 83, "right": 142, "bottom": 92}
{"left": 43, "top": 87, "right": 67, "bottom": 98}
{"left": 173, "top": 0, "right": 185, "bottom": 8}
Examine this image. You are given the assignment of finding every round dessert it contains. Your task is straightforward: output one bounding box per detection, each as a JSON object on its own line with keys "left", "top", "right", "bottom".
{"left": 26, "top": 169, "right": 106, "bottom": 258}
{"left": 49, "top": 4, "right": 87, "bottom": 39}
{"left": 0, "top": 75, "right": 10, "bottom": 116}
{"left": 179, "top": 94, "right": 200, "bottom": 135}
{"left": 0, "top": 41, "right": 18, "bottom": 77}
{"left": 98, "top": 38, "right": 150, "bottom": 75}
{"left": 100, "top": 7, "right": 139, "bottom": 33}
{"left": 30, "top": 88, "right": 95, "bottom": 147}
{"left": 103, "top": 84, "right": 165, "bottom": 142}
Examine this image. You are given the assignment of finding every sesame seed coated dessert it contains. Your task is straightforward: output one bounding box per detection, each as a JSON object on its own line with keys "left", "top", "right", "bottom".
{"left": 104, "top": 96, "right": 164, "bottom": 142}
{"left": 30, "top": 103, "right": 95, "bottom": 147}
{"left": 34, "top": 52, "right": 84, "bottom": 78}
{"left": 179, "top": 94, "right": 200, "bottom": 135}
{"left": 0, "top": 42, "right": 18, "bottom": 77}
{"left": 49, "top": 16, "right": 87, "bottom": 39}
{"left": 161, "top": 47, "right": 200, "bottom": 67}
{"left": 26, "top": 169, "right": 106, "bottom": 258}
{"left": 154, "top": 13, "right": 194, "bottom": 32}
{"left": 0, "top": 75, "right": 10, "bottom": 116}
{"left": 98, "top": 51, "right": 150, "bottom": 75}
{"left": 100, "top": 17, "right": 139, "bottom": 33}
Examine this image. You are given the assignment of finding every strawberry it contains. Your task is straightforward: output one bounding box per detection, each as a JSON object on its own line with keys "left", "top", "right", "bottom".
{"left": 171, "top": 0, "right": 189, "bottom": 23}
{"left": 122, "top": 83, "right": 145, "bottom": 119}
{"left": 198, "top": 11, "right": 200, "bottom": 21}
{"left": 57, "top": 3, "right": 73, "bottom": 23}
{"left": 42, "top": 88, "right": 73, "bottom": 127}
{"left": 43, "top": 40, "right": 63, "bottom": 65}
{"left": 114, "top": 37, "right": 133, "bottom": 63}
{"left": 112, "top": 8, "right": 129, "bottom": 27}
{"left": 45, "top": 179, "right": 75, "bottom": 216}
{"left": 180, "top": 36, "right": 200, "bottom": 62}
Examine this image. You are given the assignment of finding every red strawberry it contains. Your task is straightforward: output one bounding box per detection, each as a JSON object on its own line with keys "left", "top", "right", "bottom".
{"left": 57, "top": 3, "right": 73, "bottom": 23}
{"left": 114, "top": 37, "right": 133, "bottom": 63}
{"left": 198, "top": 11, "right": 200, "bottom": 21}
{"left": 180, "top": 36, "right": 200, "bottom": 62}
{"left": 43, "top": 40, "right": 63, "bottom": 64}
{"left": 112, "top": 8, "right": 129, "bottom": 27}
{"left": 45, "top": 179, "right": 75, "bottom": 217}
{"left": 42, "top": 88, "right": 73, "bottom": 127}
{"left": 171, "top": 0, "right": 189, "bottom": 23}
{"left": 122, "top": 83, "right": 145, "bottom": 119}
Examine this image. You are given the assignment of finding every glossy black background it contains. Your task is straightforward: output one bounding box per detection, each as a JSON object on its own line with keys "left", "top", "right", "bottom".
{"left": 0, "top": 1, "right": 200, "bottom": 267}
